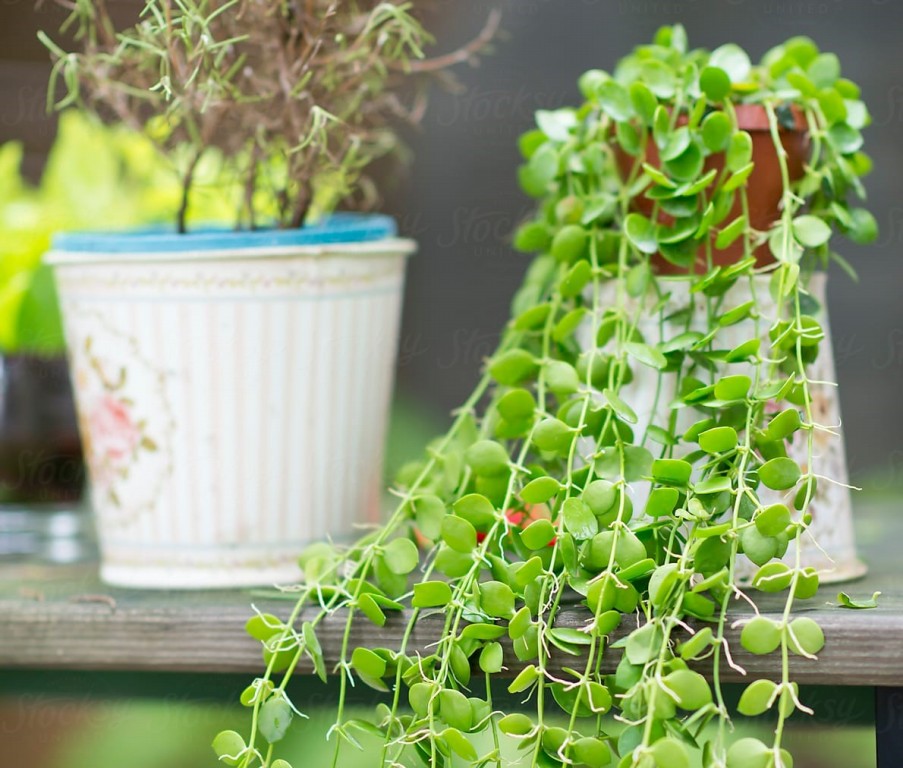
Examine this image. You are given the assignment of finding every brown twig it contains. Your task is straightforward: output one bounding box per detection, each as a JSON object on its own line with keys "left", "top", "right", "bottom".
{"left": 398, "top": 8, "right": 502, "bottom": 73}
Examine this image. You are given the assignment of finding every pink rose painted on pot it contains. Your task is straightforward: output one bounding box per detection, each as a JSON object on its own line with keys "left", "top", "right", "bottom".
{"left": 89, "top": 393, "right": 140, "bottom": 466}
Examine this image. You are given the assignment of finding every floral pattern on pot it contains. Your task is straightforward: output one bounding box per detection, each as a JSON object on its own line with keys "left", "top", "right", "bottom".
{"left": 70, "top": 311, "right": 174, "bottom": 530}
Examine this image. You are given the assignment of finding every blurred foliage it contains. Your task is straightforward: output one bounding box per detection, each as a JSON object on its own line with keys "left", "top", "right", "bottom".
{"left": 0, "top": 111, "right": 240, "bottom": 355}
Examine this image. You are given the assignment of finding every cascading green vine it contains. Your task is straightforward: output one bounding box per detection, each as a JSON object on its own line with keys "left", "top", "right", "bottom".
{"left": 215, "top": 25, "right": 877, "bottom": 768}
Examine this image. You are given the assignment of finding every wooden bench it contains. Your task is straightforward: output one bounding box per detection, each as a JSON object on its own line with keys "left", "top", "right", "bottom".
{"left": 1, "top": 500, "right": 900, "bottom": 766}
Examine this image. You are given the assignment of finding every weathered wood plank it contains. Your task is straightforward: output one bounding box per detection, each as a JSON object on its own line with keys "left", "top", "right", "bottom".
{"left": 0, "top": 502, "right": 899, "bottom": 685}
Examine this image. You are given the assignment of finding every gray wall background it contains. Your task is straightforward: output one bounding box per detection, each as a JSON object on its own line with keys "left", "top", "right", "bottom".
{"left": 380, "top": 0, "right": 903, "bottom": 484}
{"left": 1, "top": 0, "right": 901, "bottom": 482}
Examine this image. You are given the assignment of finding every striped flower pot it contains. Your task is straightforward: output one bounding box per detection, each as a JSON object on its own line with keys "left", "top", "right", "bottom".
{"left": 47, "top": 215, "right": 415, "bottom": 588}
{"left": 583, "top": 273, "right": 865, "bottom": 584}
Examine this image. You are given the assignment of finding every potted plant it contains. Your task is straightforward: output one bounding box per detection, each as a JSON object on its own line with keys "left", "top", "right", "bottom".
{"left": 0, "top": 111, "right": 211, "bottom": 557}
{"left": 41, "top": 2, "right": 498, "bottom": 588}
{"left": 218, "top": 26, "right": 878, "bottom": 768}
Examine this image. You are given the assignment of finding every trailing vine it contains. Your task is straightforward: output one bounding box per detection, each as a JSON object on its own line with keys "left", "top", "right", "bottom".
{"left": 217, "top": 26, "right": 877, "bottom": 768}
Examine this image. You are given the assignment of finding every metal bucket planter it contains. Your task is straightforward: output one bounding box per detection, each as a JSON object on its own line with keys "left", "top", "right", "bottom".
{"left": 583, "top": 273, "right": 865, "bottom": 584}
{"left": 48, "top": 215, "right": 415, "bottom": 588}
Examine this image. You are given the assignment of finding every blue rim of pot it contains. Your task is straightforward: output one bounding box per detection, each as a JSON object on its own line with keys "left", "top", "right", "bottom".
{"left": 50, "top": 213, "right": 398, "bottom": 254}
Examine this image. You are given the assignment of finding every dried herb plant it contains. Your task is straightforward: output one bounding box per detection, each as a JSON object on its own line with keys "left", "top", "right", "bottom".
{"left": 42, "top": 0, "right": 500, "bottom": 231}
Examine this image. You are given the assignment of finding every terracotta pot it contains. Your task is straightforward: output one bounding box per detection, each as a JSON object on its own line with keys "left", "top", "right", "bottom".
{"left": 614, "top": 104, "right": 810, "bottom": 274}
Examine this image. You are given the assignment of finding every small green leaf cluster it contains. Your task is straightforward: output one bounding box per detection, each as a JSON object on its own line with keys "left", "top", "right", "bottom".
{"left": 222, "top": 25, "right": 876, "bottom": 768}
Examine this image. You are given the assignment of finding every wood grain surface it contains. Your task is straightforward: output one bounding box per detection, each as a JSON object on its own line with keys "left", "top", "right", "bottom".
{"left": 0, "top": 501, "right": 899, "bottom": 686}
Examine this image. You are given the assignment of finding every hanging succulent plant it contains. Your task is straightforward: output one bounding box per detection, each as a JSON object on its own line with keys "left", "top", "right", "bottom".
{"left": 219, "top": 25, "right": 877, "bottom": 768}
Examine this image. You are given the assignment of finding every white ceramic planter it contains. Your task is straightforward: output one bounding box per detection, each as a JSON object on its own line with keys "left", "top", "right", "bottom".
{"left": 48, "top": 216, "right": 415, "bottom": 588}
{"left": 582, "top": 273, "right": 865, "bottom": 583}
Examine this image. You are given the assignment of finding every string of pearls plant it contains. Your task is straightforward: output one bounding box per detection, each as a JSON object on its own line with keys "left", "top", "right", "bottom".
{"left": 217, "top": 26, "right": 877, "bottom": 768}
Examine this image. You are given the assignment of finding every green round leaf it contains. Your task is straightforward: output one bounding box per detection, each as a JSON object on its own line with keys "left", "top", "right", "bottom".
{"left": 678, "top": 626, "right": 714, "bottom": 660}
{"left": 625, "top": 341, "right": 668, "bottom": 370}
{"left": 480, "top": 580, "right": 515, "bottom": 619}
{"left": 601, "top": 389, "right": 638, "bottom": 427}
{"left": 533, "top": 417, "right": 574, "bottom": 453}
{"left": 573, "top": 736, "right": 612, "bottom": 768}
{"left": 560, "top": 260, "right": 592, "bottom": 298}
{"left": 808, "top": 52, "right": 840, "bottom": 87}
{"left": 738, "top": 679, "right": 778, "bottom": 716}
{"left": 412, "top": 580, "right": 453, "bottom": 608}
{"left": 765, "top": 408, "right": 802, "bottom": 441}
{"left": 578, "top": 69, "right": 608, "bottom": 100}
{"left": 438, "top": 688, "right": 473, "bottom": 731}
{"left": 562, "top": 497, "right": 598, "bottom": 540}
{"left": 551, "top": 224, "right": 588, "bottom": 263}
{"left": 408, "top": 682, "right": 433, "bottom": 717}
{"left": 629, "top": 81, "right": 658, "bottom": 125}
{"left": 651, "top": 458, "right": 692, "bottom": 486}
{"left": 726, "top": 131, "right": 753, "bottom": 172}
{"left": 521, "top": 518, "right": 556, "bottom": 550}
{"left": 699, "top": 426, "right": 738, "bottom": 453}
{"left": 700, "top": 66, "right": 731, "bottom": 102}
{"left": 625, "top": 213, "right": 658, "bottom": 254}
{"left": 358, "top": 593, "right": 386, "bottom": 627}
{"left": 759, "top": 457, "right": 802, "bottom": 490}
{"left": 383, "top": 537, "right": 419, "bottom": 575}
{"left": 442, "top": 727, "right": 478, "bottom": 760}
{"left": 663, "top": 141, "right": 704, "bottom": 182}
{"left": 740, "top": 616, "right": 782, "bottom": 655}
{"left": 739, "top": 525, "right": 778, "bottom": 567}
{"left": 497, "top": 388, "right": 536, "bottom": 422}
{"left": 465, "top": 440, "right": 510, "bottom": 477}
{"left": 726, "top": 738, "right": 791, "bottom": 768}
{"left": 793, "top": 566, "right": 820, "bottom": 600}
{"left": 259, "top": 696, "right": 293, "bottom": 744}
{"left": 513, "top": 221, "right": 550, "bottom": 253}
{"left": 583, "top": 479, "right": 617, "bottom": 516}
{"left": 755, "top": 504, "right": 792, "bottom": 537}
{"left": 508, "top": 664, "right": 540, "bottom": 694}
{"left": 520, "top": 476, "right": 562, "bottom": 504}
{"left": 663, "top": 669, "right": 712, "bottom": 710}
{"left": 848, "top": 207, "right": 878, "bottom": 244}
{"left": 709, "top": 43, "right": 752, "bottom": 83}
{"left": 488, "top": 350, "right": 539, "bottom": 386}
{"left": 454, "top": 494, "right": 497, "bottom": 530}
{"left": 498, "top": 712, "right": 533, "bottom": 736}
{"left": 441, "top": 515, "right": 477, "bottom": 553}
{"left": 650, "top": 735, "right": 690, "bottom": 768}
{"left": 413, "top": 495, "right": 446, "bottom": 541}
{"left": 714, "top": 374, "right": 751, "bottom": 401}
{"left": 597, "top": 79, "right": 633, "bottom": 121}
{"left": 646, "top": 487, "right": 679, "bottom": 517}
{"left": 788, "top": 616, "right": 825, "bottom": 655}
{"left": 793, "top": 215, "right": 832, "bottom": 248}
{"left": 752, "top": 562, "right": 794, "bottom": 593}
{"left": 701, "top": 110, "right": 732, "bottom": 150}
{"left": 351, "top": 647, "right": 387, "bottom": 679}
{"left": 212, "top": 731, "right": 246, "bottom": 766}
{"left": 479, "top": 641, "right": 504, "bottom": 673}
{"left": 829, "top": 122, "right": 863, "bottom": 155}
{"left": 246, "top": 613, "right": 283, "bottom": 642}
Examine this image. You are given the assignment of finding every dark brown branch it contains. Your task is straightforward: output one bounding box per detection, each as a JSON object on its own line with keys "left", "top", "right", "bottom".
{"left": 398, "top": 8, "right": 501, "bottom": 74}
{"left": 177, "top": 151, "right": 203, "bottom": 235}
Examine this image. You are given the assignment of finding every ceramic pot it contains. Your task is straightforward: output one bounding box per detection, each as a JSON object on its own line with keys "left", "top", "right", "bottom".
{"left": 48, "top": 214, "right": 415, "bottom": 588}
{"left": 581, "top": 273, "right": 864, "bottom": 583}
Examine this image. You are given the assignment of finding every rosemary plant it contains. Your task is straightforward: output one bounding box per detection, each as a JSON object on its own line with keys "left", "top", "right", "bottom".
{"left": 42, "top": 0, "right": 499, "bottom": 232}
{"left": 219, "top": 25, "right": 876, "bottom": 768}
